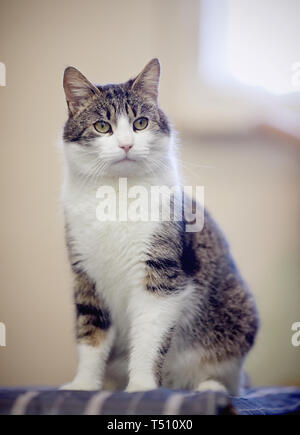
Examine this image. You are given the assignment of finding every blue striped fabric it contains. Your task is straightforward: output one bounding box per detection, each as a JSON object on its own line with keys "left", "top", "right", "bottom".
{"left": 0, "top": 387, "right": 231, "bottom": 415}
{"left": 232, "top": 387, "right": 300, "bottom": 415}
{"left": 0, "top": 386, "right": 299, "bottom": 415}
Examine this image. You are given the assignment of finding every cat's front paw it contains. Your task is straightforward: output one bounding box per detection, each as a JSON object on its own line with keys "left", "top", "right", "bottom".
{"left": 125, "top": 381, "right": 157, "bottom": 393}
{"left": 196, "top": 380, "right": 228, "bottom": 394}
{"left": 59, "top": 380, "right": 100, "bottom": 391}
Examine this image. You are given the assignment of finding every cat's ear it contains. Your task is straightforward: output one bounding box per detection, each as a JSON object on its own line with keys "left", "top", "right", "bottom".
{"left": 131, "top": 58, "right": 160, "bottom": 103}
{"left": 63, "top": 67, "right": 100, "bottom": 116}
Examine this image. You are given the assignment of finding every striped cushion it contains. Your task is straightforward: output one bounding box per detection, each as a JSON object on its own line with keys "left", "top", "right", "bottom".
{"left": 0, "top": 386, "right": 299, "bottom": 415}
{"left": 0, "top": 387, "right": 231, "bottom": 415}
{"left": 232, "top": 386, "right": 300, "bottom": 415}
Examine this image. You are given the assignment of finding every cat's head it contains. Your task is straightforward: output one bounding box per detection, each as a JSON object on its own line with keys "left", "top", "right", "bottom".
{"left": 63, "top": 59, "right": 172, "bottom": 179}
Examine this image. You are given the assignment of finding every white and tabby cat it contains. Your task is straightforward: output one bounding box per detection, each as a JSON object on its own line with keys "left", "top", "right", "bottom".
{"left": 60, "top": 59, "right": 258, "bottom": 394}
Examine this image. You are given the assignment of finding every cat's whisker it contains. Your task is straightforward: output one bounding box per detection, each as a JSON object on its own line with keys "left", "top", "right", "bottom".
{"left": 146, "top": 157, "right": 172, "bottom": 175}
{"left": 77, "top": 158, "right": 106, "bottom": 189}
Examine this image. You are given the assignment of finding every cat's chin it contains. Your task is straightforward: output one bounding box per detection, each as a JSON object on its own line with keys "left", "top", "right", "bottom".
{"left": 106, "top": 159, "right": 150, "bottom": 177}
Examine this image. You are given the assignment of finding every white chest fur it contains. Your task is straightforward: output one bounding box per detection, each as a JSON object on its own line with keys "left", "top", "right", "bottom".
{"left": 62, "top": 176, "right": 161, "bottom": 344}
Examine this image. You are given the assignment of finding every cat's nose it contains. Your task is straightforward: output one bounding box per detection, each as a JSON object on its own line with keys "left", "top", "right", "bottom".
{"left": 119, "top": 144, "right": 133, "bottom": 153}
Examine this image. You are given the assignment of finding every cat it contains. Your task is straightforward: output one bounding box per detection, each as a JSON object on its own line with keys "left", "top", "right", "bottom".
{"left": 60, "top": 59, "right": 259, "bottom": 394}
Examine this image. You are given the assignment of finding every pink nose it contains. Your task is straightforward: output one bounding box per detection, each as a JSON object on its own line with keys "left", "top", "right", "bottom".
{"left": 119, "top": 144, "right": 133, "bottom": 153}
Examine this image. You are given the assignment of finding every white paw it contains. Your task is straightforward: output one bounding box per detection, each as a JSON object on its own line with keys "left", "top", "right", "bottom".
{"left": 196, "top": 380, "right": 228, "bottom": 394}
{"left": 125, "top": 382, "right": 156, "bottom": 393}
{"left": 59, "top": 380, "right": 100, "bottom": 391}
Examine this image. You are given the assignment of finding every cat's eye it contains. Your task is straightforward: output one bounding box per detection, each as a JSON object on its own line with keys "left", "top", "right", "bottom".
{"left": 94, "top": 121, "right": 112, "bottom": 134}
{"left": 133, "top": 117, "right": 148, "bottom": 131}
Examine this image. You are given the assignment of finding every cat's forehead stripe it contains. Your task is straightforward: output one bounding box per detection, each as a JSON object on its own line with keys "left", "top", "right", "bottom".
{"left": 99, "top": 84, "right": 139, "bottom": 121}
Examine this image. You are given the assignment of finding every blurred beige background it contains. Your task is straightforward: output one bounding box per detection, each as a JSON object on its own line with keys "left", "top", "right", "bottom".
{"left": 0, "top": 0, "right": 299, "bottom": 387}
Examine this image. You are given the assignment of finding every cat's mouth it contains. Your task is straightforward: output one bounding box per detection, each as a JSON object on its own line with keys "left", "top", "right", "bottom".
{"left": 112, "top": 156, "right": 136, "bottom": 165}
